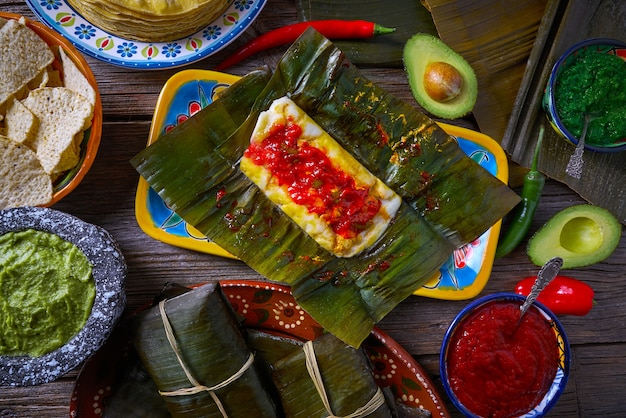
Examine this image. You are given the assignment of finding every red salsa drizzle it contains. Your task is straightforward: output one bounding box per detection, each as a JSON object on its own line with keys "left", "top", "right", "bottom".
{"left": 447, "top": 300, "right": 559, "bottom": 418}
{"left": 215, "top": 187, "right": 227, "bottom": 208}
{"left": 244, "top": 118, "right": 382, "bottom": 240}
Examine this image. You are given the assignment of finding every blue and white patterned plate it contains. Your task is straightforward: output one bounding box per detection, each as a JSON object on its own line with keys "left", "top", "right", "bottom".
{"left": 25, "top": 0, "right": 267, "bottom": 69}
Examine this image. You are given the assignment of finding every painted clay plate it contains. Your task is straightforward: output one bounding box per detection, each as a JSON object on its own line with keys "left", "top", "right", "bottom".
{"left": 0, "top": 207, "right": 126, "bottom": 386}
{"left": 70, "top": 279, "right": 449, "bottom": 417}
{"left": 25, "top": 0, "right": 267, "bottom": 69}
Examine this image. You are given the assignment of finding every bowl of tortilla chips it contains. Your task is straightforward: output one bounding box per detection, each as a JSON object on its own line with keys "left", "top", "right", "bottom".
{"left": 0, "top": 12, "right": 102, "bottom": 209}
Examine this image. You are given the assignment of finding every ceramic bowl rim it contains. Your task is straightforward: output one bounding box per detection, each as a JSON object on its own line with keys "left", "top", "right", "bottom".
{"left": 439, "top": 292, "right": 571, "bottom": 418}
{"left": 545, "top": 37, "right": 626, "bottom": 153}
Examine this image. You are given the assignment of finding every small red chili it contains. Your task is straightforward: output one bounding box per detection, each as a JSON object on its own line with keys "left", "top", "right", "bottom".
{"left": 515, "top": 275, "right": 595, "bottom": 316}
{"left": 214, "top": 20, "right": 395, "bottom": 71}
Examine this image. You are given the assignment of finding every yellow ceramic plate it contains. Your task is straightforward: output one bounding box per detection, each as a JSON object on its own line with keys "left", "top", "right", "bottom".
{"left": 135, "top": 70, "right": 508, "bottom": 300}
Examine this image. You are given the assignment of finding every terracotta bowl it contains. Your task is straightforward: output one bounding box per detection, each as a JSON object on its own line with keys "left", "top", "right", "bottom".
{"left": 0, "top": 12, "right": 102, "bottom": 205}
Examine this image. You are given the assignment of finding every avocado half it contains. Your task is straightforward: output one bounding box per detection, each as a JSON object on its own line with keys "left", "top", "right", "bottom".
{"left": 403, "top": 33, "right": 478, "bottom": 119}
{"left": 527, "top": 204, "right": 622, "bottom": 269}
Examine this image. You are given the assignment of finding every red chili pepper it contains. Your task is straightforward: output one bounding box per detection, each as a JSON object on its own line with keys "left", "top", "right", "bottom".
{"left": 515, "top": 275, "right": 595, "bottom": 316}
{"left": 214, "top": 20, "right": 395, "bottom": 71}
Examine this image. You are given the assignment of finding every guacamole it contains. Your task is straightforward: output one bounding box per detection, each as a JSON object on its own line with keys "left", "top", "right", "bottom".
{"left": 554, "top": 48, "right": 626, "bottom": 146}
{"left": 0, "top": 229, "right": 95, "bottom": 357}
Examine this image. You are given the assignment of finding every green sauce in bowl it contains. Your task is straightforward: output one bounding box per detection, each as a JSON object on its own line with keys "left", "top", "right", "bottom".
{"left": 0, "top": 229, "right": 96, "bottom": 357}
{"left": 554, "top": 48, "right": 626, "bottom": 147}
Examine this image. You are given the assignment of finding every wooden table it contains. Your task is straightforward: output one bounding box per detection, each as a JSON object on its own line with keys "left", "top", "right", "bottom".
{"left": 2, "top": 0, "right": 625, "bottom": 416}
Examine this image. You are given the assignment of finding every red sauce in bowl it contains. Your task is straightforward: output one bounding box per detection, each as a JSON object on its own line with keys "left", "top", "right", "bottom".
{"left": 446, "top": 300, "right": 559, "bottom": 418}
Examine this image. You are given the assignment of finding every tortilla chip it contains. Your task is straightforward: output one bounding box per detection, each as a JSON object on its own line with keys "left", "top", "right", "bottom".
{"left": 45, "top": 67, "right": 64, "bottom": 88}
{"left": 4, "top": 96, "right": 38, "bottom": 146}
{"left": 21, "top": 87, "right": 94, "bottom": 174}
{"left": 27, "top": 67, "right": 50, "bottom": 90}
{"left": 0, "top": 18, "right": 54, "bottom": 106}
{"left": 72, "top": 130, "right": 85, "bottom": 160}
{"left": 0, "top": 135, "right": 52, "bottom": 209}
{"left": 59, "top": 47, "right": 96, "bottom": 106}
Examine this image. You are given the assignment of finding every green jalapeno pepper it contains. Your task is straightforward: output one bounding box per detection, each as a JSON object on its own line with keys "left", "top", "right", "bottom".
{"left": 495, "top": 125, "right": 546, "bottom": 259}
{"left": 515, "top": 274, "right": 595, "bottom": 316}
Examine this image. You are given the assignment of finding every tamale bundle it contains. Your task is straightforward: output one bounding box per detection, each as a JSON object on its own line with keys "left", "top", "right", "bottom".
{"left": 271, "top": 333, "right": 393, "bottom": 418}
{"left": 131, "top": 283, "right": 279, "bottom": 417}
{"left": 102, "top": 348, "right": 170, "bottom": 418}
{"left": 246, "top": 329, "right": 304, "bottom": 366}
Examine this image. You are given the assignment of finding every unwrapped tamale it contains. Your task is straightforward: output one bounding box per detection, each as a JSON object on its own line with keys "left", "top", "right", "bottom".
{"left": 131, "top": 283, "right": 279, "bottom": 417}
{"left": 131, "top": 29, "right": 521, "bottom": 348}
{"left": 271, "top": 333, "right": 393, "bottom": 417}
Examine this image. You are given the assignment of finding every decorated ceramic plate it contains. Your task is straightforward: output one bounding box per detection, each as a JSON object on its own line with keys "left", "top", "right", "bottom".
{"left": 70, "top": 279, "right": 450, "bottom": 417}
{"left": 134, "top": 70, "right": 509, "bottom": 300}
{"left": 25, "top": 0, "right": 267, "bottom": 69}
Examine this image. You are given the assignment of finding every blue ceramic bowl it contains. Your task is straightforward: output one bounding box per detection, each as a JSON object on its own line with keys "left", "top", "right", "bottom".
{"left": 440, "top": 292, "right": 570, "bottom": 418}
{"left": 543, "top": 38, "right": 626, "bottom": 153}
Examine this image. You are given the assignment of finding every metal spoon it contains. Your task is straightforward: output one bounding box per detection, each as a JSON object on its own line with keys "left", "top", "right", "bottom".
{"left": 518, "top": 257, "right": 564, "bottom": 321}
{"left": 565, "top": 112, "right": 596, "bottom": 179}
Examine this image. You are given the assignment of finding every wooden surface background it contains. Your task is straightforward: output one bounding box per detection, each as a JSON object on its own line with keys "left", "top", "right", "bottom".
{"left": 1, "top": 0, "right": 625, "bottom": 416}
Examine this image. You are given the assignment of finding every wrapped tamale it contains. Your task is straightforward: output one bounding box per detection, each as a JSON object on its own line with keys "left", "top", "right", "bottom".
{"left": 103, "top": 347, "right": 171, "bottom": 418}
{"left": 271, "top": 333, "right": 394, "bottom": 418}
{"left": 245, "top": 329, "right": 304, "bottom": 366}
{"left": 131, "top": 282, "right": 279, "bottom": 418}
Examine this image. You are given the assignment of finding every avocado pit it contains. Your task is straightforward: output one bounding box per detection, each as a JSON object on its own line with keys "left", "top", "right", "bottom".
{"left": 402, "top": 33, "right": 478, "bottom": 119}
{"left": 423, "top": 61, "right": 464, "bottom": 103}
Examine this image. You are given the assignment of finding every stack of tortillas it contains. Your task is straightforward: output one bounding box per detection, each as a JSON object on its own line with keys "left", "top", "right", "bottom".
{"left": 0, "top": 17, "right": 95, "bottom": 209}
{"left": 66, "top": 0, "right": 232, "bottom": 42}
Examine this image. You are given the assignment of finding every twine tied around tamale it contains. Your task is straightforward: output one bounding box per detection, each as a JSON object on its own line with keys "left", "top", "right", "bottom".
{"left": 303, "top": 340, "right": 386, "bottom": 418}
{"left": 156, "top": 300, "right": 254, "bottom": 418}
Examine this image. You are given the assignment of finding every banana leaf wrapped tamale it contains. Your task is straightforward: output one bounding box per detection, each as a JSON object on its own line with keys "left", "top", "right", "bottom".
{"left": 246, "top": 329, "right": 304, "bottom": 366}
{"left": 131, "top": 283, "right": 279, "bottom": 417}
{"left": 102, "top": 347, "right": 171, "bottom": 418}
{"left": 131, "top": 29, "right": 520, "bottom": 348}
{"left": 271, "top": 333, "right": 393, "bottom": 417}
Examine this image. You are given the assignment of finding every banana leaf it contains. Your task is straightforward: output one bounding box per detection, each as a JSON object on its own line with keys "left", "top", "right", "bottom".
{"left": 102, "top": 345, "right": 171, "bottom": 418}
{"left": 295, "top": 0, "right": 438, "bottom": 67}
{"left": 131, "top": 29, "right": 519, "bottom": 347}
{"left": 245, "top": 329, "right": 303, "bottom": 369}
{"left": 271, "top": 333, "right": 393, "bottom": 417}
{"left": 131, "top": 283, "right": 279, "bottom": 417}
